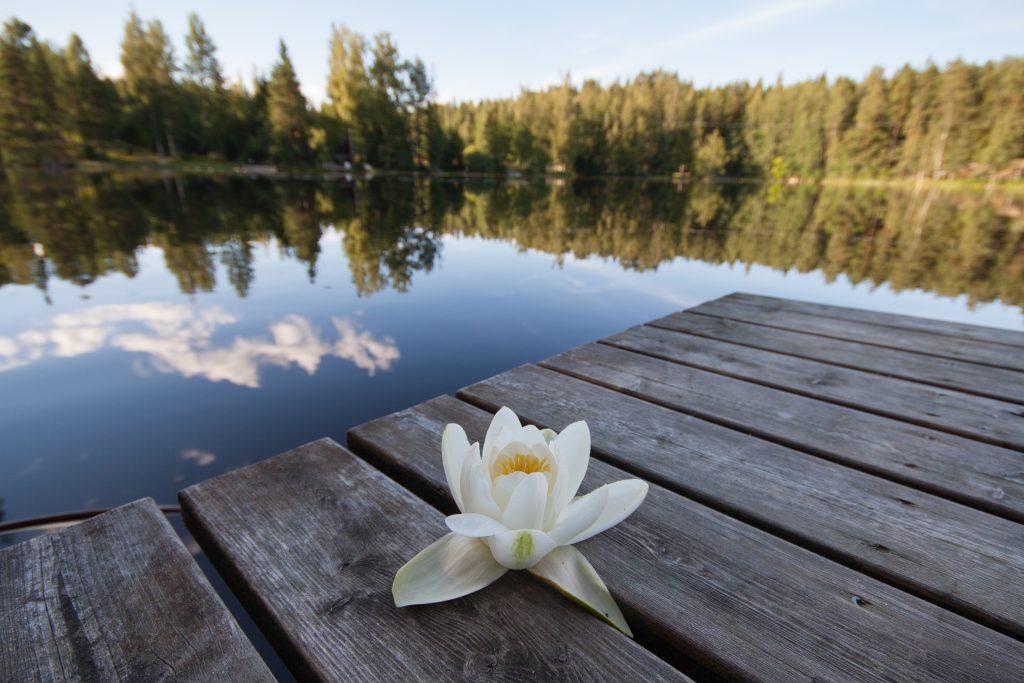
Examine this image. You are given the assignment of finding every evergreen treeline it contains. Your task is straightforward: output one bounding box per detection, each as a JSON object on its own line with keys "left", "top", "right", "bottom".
{"left": 0, "top": 12, "right": 1022, "bottom": 178}
{"left": 2, "top": 176, "right": 1021, "bottom": 307}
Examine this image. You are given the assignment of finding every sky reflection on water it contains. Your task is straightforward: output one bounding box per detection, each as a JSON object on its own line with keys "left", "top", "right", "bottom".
{"left": 0, "top": 176, "right": 1021, "bottom": 528}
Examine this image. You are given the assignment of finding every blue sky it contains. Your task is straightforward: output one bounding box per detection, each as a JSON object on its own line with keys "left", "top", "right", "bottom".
{"left": 10, "top": 1, "right": 1024, "bottom": 104}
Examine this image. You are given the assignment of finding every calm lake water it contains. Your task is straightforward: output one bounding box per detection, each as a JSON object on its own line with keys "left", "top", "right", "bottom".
{"left": 1, "top": 175, "right": 1022, "bottom": 528}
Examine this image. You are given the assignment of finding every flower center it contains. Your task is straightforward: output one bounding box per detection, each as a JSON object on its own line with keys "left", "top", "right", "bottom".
{"left": 493, "top": 452, "right": 551, "bottom": 478}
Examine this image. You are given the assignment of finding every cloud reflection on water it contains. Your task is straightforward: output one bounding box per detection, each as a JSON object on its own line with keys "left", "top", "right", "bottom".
{"left": 0, "top": 302, "right": 399, "bottom": 387}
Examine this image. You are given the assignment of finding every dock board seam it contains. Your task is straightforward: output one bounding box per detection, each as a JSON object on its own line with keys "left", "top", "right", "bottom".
{"left": 648, "top": 313, "right": 1024, "bottom": 404}
{"left": 726, "top": 293, "right": 1024, "bottom": 349}
{"left": 456, "top": 387, "right": 1024, "bottom": 644}
{"left": 596, "top": 336, "right": 1024, "bottom": 453}
{"left": 684, "top": 308, "right": 1024, "bottom": 374}
{"left": 535, "top": 356, "right": 1024, "bottom": 525}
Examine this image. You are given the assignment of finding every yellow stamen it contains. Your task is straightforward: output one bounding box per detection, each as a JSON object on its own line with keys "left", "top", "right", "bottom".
{"left": 494, "top": 453, "right": 551, "bottom": 478}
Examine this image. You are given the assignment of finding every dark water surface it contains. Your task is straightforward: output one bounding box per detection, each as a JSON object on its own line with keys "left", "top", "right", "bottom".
{"left": 1, "top": 175, "right": 1022, "bottom": 527}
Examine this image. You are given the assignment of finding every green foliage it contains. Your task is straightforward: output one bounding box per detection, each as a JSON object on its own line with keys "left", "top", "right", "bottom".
{"left": 120, "top": 11, "right": 179, "bottom": 156}
{"left": 0, "top": 19, "right": 68, "bottom": 168}
{"left": 695, "top": 131, "right": 728, "bottom": 177}
{"left": 181, "top": 13, "right": 227, "bottom": 157}
{"left": 3, "top": 175, "right": 1019, "bottom": 308}
{"left": 267, "top": 41, "right": 310, "bottom": 165}
{"left": 0, "top": 12, "right": 1022, "bottom": 178}
{"left": 183, "top": 14, "right": 223, "bottom": 90}
{"left": 769, "top": 156, "right": 789, "bottom": 181}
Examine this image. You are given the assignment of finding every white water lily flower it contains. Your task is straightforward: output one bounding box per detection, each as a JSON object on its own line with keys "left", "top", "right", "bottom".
{"left": 392, "top": 406, "right": 648, "bottom": 635}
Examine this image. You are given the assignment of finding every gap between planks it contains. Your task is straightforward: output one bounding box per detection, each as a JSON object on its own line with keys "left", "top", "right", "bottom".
{"left": 686, "top": 299, "right": 1024, "bottom": 374}
{"left": 650, "top": 312, "right": 1024, "bottom": 405}
{"left": 539, "top": 344, "right": 1024, "bottom": 525}
{"left": 598, "top": 328, "right": 1024, "bottom": 453}
{"left": 180, "top": 438, "right": 693, "bottom": 683}
{"left": 726, "top": 293, "right": 1024, "bottom": 350}
{"left": 348, "top": 396, "right": 1024, "bottom": 681}
{"left": 456, "top": 372, "right": 1024, "bottom": 643}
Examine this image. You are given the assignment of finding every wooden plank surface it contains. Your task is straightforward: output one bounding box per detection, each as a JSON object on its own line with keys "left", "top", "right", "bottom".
{"left": 180, "top": 438, "right": 688, "bottom": 683}
{"left": 0, "top": 498, "right": 272, "bottom": 683}
{"left": 729, "top": 292, "right": 1024, "bottom": 349}
{"left": 649, "top": 311, "right": 1024, "bottom": 403}
{"left": 690, "top": 295, "right": 1024, "bottom": 372}
{"left": 604, "top": 324, "right": 1024, "bottom": 451}
{"left": 348, "top": 396, "right": 1024, "bottom": 682}
{"left": 541, "top": 342, "right": 1024, "bottom": 523}
{"left": 459, "top": 363, "right": 1024, "bottom": 638}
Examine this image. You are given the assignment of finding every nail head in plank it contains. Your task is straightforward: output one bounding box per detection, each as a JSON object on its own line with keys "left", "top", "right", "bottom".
{"left": 179, "top": 438, "right": 689, "bottom": 683}
{"left": 0, "top": 498, "right": 273, "bottom": 682}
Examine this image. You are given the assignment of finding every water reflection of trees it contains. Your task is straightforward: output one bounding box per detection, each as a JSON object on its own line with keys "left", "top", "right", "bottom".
{"left": 0, "top": 175, "right": 1020, "bottom": 308}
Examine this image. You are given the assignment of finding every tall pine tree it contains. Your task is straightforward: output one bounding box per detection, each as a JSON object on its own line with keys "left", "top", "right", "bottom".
{"left": 267, "top": 40, "right": 310, "bottom": 165}
{"left": 0, "top": 20, "right": 67, "bottom": 169}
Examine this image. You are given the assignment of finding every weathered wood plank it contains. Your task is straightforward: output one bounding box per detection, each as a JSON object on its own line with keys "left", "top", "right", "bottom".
{"left": 0, "top": 498, "right": 273, "bottom": 683}
{"left": 604, "top": 324, "right": 1024, "bottom": 451}
{"left": 349, "top": 396, "right": 1024, "bottom": 682}
{"left": 541, "top": 342, "right": 1024, "bottom": 523}
{"left": 729, "top": 292, "right": 1024, "bottom": 349}
{"left": 690, "top": 296, "right": 1024, "bottom": 372}
{"left": 179, "top": 438, "right": 689, "bottom": 683}
{"left": 649, "top": 311, "right": 1024, "bottom": 403}
{"left": 459, "top": 363, "right": 1024, "bottom": 638}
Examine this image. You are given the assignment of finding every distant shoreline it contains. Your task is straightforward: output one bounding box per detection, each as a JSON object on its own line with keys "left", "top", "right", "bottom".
{"left": 5, "top": 160, "right": 1019, "bottom": 195}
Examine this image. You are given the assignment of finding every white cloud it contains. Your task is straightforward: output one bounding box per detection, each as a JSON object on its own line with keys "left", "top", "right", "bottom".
{"left": 3, "top": 302, "right": 399, "bottom": 388}
{"left": 332, "top": 317, "right": 401, "bottom": 376}
{"left": 49, "top": 326, "right": 112, "bottom": 357}
{"left": 0, "top": 337, "right": 17, "bottom": 356}
{"left": 17, "top": 330, "right": 48, "bottom": 346}
{"left": 180, "top": 448, "right": 217, "bottom": 467}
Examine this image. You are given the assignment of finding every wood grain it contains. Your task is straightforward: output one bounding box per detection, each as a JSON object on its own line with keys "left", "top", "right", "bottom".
{"left": 649, "top": 310, "right": 1024, "bottom": 403}
{"left": 180, "top": 438, "right": 689, "bottom": 683}
{"left": 460, "top": 362, "right": 1024, "bottom": 639}
{"left": 349, "top": 395, "right": 1024, "bottom": 682}
{"left": 728, "top": 292, "right": 1024, "bottom": 349}
{"left": 604, "top": 324, "right": 1024, "bottom": 451}
{"left": 689, "top": 295, "right": 1024, "bottom": 372}
{"left": 0, "top": 498, "right": 272, "bottom": 682}
{"left": 540, "top": 341, "right": 1024, "bottom": 523}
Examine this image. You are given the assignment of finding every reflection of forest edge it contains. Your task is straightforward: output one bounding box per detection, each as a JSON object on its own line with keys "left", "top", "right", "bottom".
{"left": 1, "top": 175, "right": 1021, "bottom": 309}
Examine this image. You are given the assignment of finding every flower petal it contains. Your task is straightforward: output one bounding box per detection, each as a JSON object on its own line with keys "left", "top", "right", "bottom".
{"left": 482, "top": 406, "right": 521, "bottom": 460}
{"left": 500, "top": 471, "right": 548, "bottom": 530}
{"left": 552, "top": 421, "right": 590, "bottom": 509}
{"left": 442, "top": 423, "right": 471, "bottom": 512}
{"left": 460, "top": 456, "right": 502, "bottom": 519}
{"left": 493, "top": 440, "right": 537, "bottom": 465}
{"left": 393, "top": 533, "right": 508, "bottom": 607}
{"left": 529, "top": 545, "right": 632, "bottom": 636}
{"left": 445, "top": 513, "right": 506, "bottom": 538}
{"left": 543, "top": 464, "right": 568, "bottom": 530}
{"left": 568, "top": 479, "right": 648, "bottom": 545}
{"left": 517, "top": 424, "right": 547, "bottom": 449}
{"left": 487, "top": 528, "right": 557, "bottom": 569}
{"left": 492, "top": 471, "right": 526, "bottom": 509}
{"left": 548, "top": 486, "right": 608, "bottom": 546}
{"left": 539, "top": 428, "right": 557, "bottom": 445}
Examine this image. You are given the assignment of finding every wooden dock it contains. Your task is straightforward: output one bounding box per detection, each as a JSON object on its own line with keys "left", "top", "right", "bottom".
{"left": 3, "top": 292, "right": 1024, "bottom": 681}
